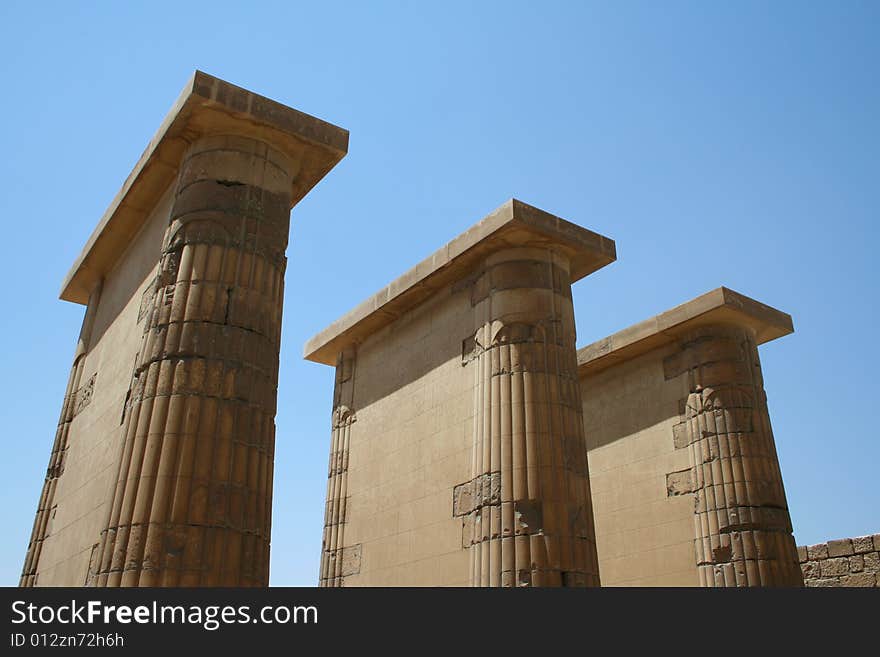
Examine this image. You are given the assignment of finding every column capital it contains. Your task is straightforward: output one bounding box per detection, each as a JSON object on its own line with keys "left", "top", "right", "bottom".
{"left": 60, "top": 70, "right": 349, "bottom": 305}
{"left": 577, "top": 287, "right": 794, "bottom": 377}
{"left": 303, "top": 199, "right": 617, "bottom": 365}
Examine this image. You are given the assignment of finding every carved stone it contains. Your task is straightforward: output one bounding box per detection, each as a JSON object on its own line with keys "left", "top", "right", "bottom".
{"left": 319, "top": 348, "right": 357, "bottom": 587}
{"left": 90, "top": 134, "right": 297, "bottom": 587}
{"left": 578, "top": 288, "right": 804, "bottom": 587}
{"left": 20, "top": 71, "right": 348, "bottom": 587}
{"left": 306, "top": 201, "right": 613, "bottom": 586}
{"left": 677, "top": 326, "right": 803, "bottom": 586}
{"left": 461, "top": 247, "right": 599, "bottom": 587}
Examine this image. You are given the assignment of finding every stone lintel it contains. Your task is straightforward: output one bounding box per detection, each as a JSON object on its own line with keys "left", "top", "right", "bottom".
{"left": 577, "top": 287, "right": 794, "bottom": 377}
{"left": 60, "top": 70, "right": 349, "bottom": 305}
{"left": 303, "top": 199, "right": 617, "bottom": 365}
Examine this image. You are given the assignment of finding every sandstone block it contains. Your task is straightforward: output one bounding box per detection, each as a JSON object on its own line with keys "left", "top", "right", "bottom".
{"left": 840, "top": 572, "right": 876, "bottom": 587}
{"left": 800, "top": 561, "right": 820, "bottom": 579}
{"left": 807, "top": 543, "right": 829, "bottom": 561}
{"left": 849, "top": 555, "right": 864, "bottom": 573}
{"left": 796, "top": 545, "right": 808, "bottom": 563}
{"left": 340, "top": 545, "right": 362, "bottom": 577}
{"left": 852, "top": 535, "right": 873, "bottom": 554}
{"left": 827, "top": 538, "right": 854, "bottom": 557}
{"left": 820, "top": 557, "right": 849, "bottom": 577}
{"left": 666, "top": 469, "right": 694, "bottom": 496}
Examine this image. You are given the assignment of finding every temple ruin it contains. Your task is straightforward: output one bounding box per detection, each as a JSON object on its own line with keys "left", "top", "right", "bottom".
{"left": 21, "top": 72, "right": 873, "bottom": 587}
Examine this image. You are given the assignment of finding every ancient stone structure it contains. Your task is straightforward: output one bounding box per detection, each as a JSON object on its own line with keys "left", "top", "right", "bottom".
{"left": 578, "top": 288, "right": 805, "bottom": 586}
{"left": 20, "top": 71, "right": 348, "bottom": 586}
{"left": 798, "top": 535, "right": 880, "bottom": 587}
{"left": 308, "top": 270, "right": 806, "bottom": 586}
{"left": 305, "top": 200, "right": 614, "bottom": 586}
{"left": 25, "top": 72, "right": 859, "bottom": 588}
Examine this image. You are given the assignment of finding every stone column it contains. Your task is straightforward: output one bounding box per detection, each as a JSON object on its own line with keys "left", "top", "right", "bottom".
{"left": 677, "top": 325, "right": 802, "bottom": 586}
{"left": 319, "top": 347, "right": 357, "bottom": 587}
{"left": 461, "top": 247, "right": 600, "bottom": 587}
{"left": 20, "top": 281, "right": 102, "bottom": 587}
{"left": 91, "top": 135, "right": 295, "bottom": 586}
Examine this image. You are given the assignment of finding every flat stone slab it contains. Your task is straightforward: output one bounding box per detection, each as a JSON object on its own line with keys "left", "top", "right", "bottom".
{"left": 577, "top": 287, "right": 793, "bottom": 376}
{"left": 60, "top": 70, "right": 349, "bottom": 304}
{"left": 303, "top": 199, "right": 616, "bottom": 365}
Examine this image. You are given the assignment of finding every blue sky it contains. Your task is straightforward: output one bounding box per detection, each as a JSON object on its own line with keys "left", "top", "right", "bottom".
{"left": 0, "top": 1, "right": 876, "bottom": 586}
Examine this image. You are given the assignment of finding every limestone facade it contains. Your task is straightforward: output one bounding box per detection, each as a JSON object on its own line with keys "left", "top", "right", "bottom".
{"left": 305, "top": 200, "right": 615, "bottom": 586}
{"left": 20, "top": 71, "right": 348, "bottom": 586}
{"left": 579, "top": 288, "right": 802, "bottom": 586}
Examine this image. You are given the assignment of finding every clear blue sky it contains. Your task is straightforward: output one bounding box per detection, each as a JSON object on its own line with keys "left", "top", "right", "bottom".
{"left": 0, "top": 1, "right": 876, "bottom": 586}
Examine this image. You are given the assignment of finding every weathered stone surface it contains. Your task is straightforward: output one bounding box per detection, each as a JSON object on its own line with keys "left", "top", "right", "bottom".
{"left": 453, "top": 472, "right": 502, "bottom": 517}
{"left": 827, "top": 538, "right": 854, "bottom": 557}
{"left": 460, "top": 246, "right": 600, "bottom": 587}
{"left": 666, "top": 469, "right": 694, "bottom": 496}
{"left": 577, "top": 287, "right": 794, "bottom": 378}
{"left": 23, "top": 69, "right": 869, "bottom": 592}
{"left": 801, "top": 561, "right": 820, "bottom": 579}
{"left": 309, "top": 213, "right": 612, "bottom": 587}
{"left": 21, "top": 71, "right": 348, "bottom": 588}
{"left": 304, "top": 200, "right": 616, "bottom": 366}
{"left": 820, "top": 557, "right": 850, "bottom": 577}
{"left": 339, "top": 545, "right": 362, "bottom": 577}
{"left": 840, "top": 572, "right": 876, "bottom": 587}
{"left": 672, "top": 422, "right": 689, "bottom": 449}
{"left": 852, "top": 535, "right": 873, "bottom": 554}
{"left": 797, "top": 535, "right": 880, "bottom": 588}
{"left": 677, "top": 326, "right": 802, "bottom": 587}
{"left": 579, "top": 289, "right": 804, "bottom": 588}
{"left": 808, "top": 543, "right": 829, "bottom": 561}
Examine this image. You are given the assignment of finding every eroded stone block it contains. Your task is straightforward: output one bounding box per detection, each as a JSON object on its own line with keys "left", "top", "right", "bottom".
{"left": 807, "top": 543, "right": 829, "bottom": 561}
{"left": 820, "top": 557, "right": 849, "bottom": 577}
{"left": 452, "top": 472, "right": 501, "bottom": 517}
{"left": 827, "top": 538, "right": 854, "bottom": 557}
{"left": 672, "top": 422, "right": 689, "bottom": 449}
{"left": 514, "top": 500, "right": 543, "bottom": 535}
{"left": 801, "top": 561, "right": 820, "bottom": 579}
{"left": 666, "top": 469, "right": 694, "bottom": 496}
{"left": 340, "top": 545, "right": 362, "bottom": 577}
{"left": 840, "top": 572, "right": 876, "bottom": 587}
{"left": 852, "top": 535, "right": 873, "bottom": 554}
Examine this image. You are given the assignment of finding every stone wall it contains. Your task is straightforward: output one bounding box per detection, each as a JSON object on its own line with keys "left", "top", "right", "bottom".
{"left": 581, "top": 343, "right": 698, "bottom": 586}
{"left": 306, "top": 200, "right": 616, "bottom": 587}
{"left": 319, "top": 284, "right": 475, "bottom": 586}
{"left": 577, "top": 288, "right": 802, "bottom": 587}
{"left": 799, "top": 534, "right": 880, "bottom": 587}
{"left": 21, "top": 71, "right": 349, "bottom": 587}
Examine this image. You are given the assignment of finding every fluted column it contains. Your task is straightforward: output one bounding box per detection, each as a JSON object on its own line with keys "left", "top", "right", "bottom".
{"left": 319, "top": 347, "right": 356, "bottom": 587}
{"left": 462, "top": 247, "right": 599, "bottom": 587}
{"left": 91, "top": 134, "right": 295, "bottom": 586}
{"left": 20, "top": 281, "right": 102, "bottom": 586}
{"left": 680, "top": 325, "right": 802, "bottom": 586}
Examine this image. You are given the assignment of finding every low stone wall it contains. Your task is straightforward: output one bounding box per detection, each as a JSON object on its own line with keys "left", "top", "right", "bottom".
{"left": 798, "top": 534, "right": 880, "bottom": 587}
